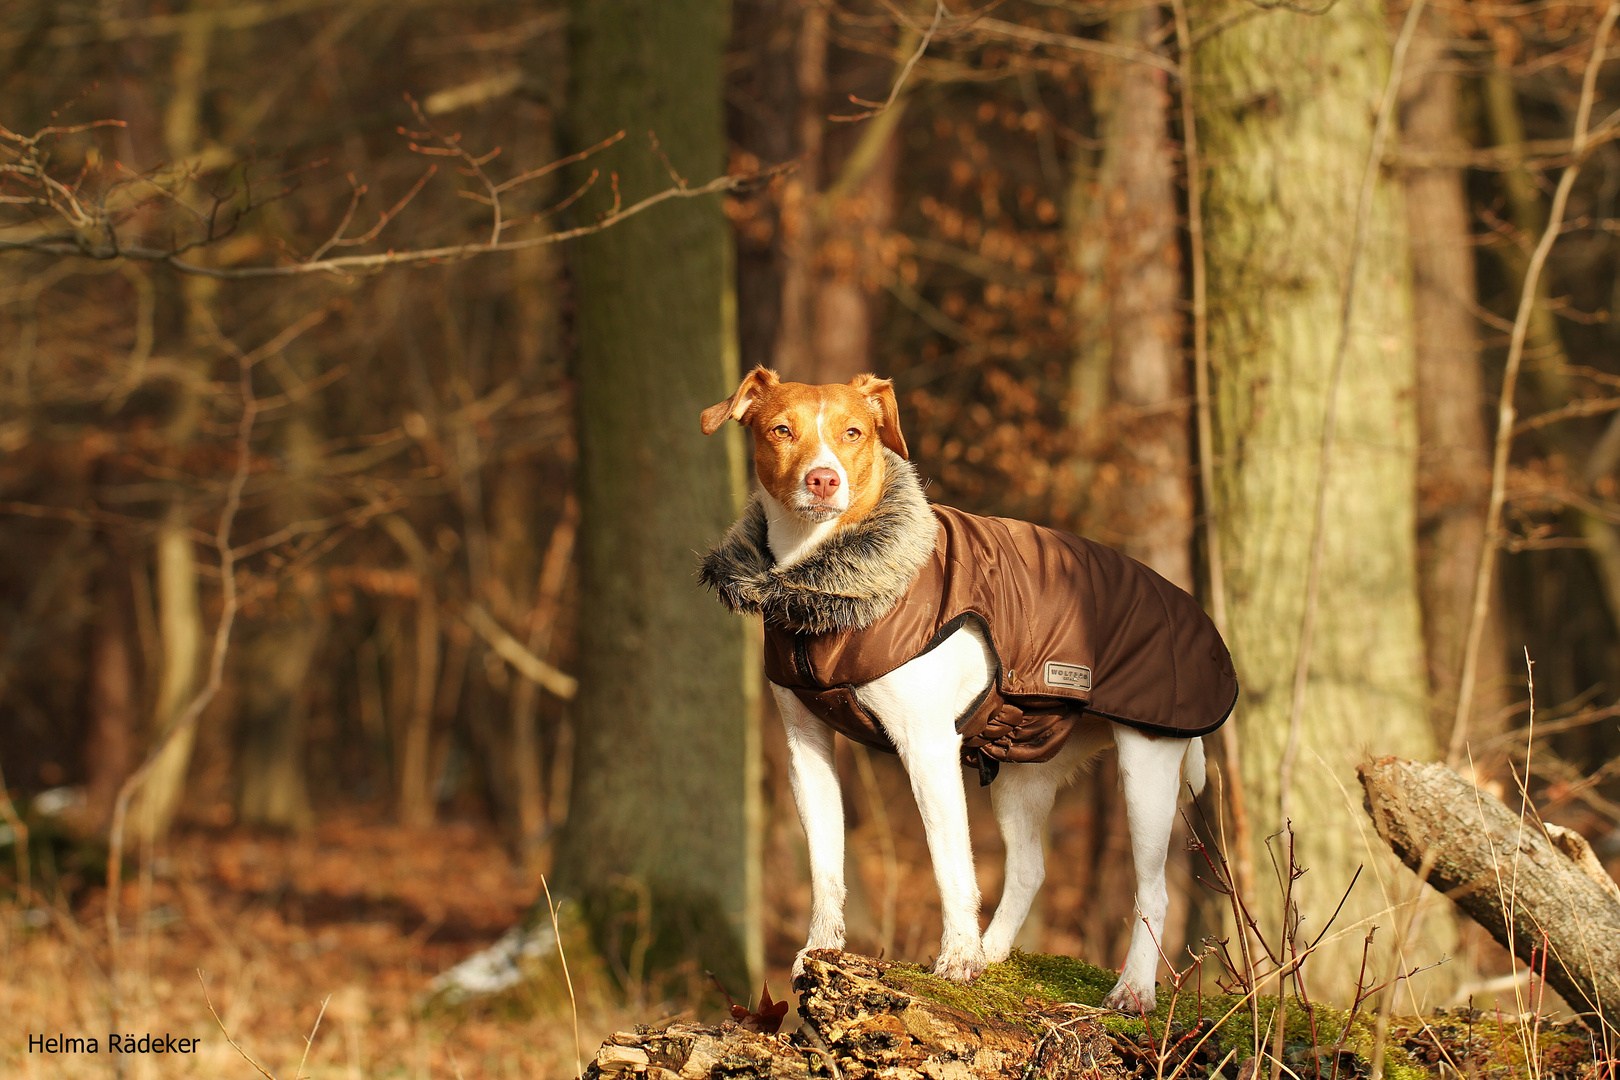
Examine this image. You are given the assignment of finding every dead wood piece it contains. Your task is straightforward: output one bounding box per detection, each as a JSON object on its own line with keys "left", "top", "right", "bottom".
{"left": 582, "top": 951, "right": 1123, "bottom": 1079}
{"left": 1359, "top": 757, "right": 1620, "bottom": 1023}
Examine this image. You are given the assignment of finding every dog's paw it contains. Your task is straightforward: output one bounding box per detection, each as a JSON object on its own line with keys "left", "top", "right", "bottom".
{"left": 980, "top": 927, "right": 1015, "bottom": 966}
{"left": 931, "top": 943, "right": 987, "bottom": 983}
{"left": 1101, "top": 979, "right": 1156, "bottom": 1014}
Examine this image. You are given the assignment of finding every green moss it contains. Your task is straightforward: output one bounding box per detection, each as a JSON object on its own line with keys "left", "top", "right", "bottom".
{"left": 881, "top": 964, "right": 1035, "bottom": 1025}
{"left": 875, "top": 951, "right": 1452, "bottom": 1078}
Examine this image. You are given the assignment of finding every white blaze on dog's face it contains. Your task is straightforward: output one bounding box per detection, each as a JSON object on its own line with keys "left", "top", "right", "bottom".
{"left": 701, "top": 367, "right": 908, "bottom": 551}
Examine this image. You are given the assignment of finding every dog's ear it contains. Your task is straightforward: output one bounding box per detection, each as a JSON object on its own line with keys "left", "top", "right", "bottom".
{"left": 701, "top": 367, "right": 780, "bottom": 434}
{"left": 849, "top": 373, "right": 908, "bottom": 460}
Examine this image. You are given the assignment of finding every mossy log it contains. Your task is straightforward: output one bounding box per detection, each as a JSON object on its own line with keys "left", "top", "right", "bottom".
{"left": 1359, "top": 757, "right": 1620, "bottom": 1022}
{"left": 582, "top": 950, "right": 1599, "bottom": 1079}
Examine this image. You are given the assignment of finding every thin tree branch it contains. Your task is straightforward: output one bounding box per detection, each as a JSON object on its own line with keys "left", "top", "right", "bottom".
{"left": 2, "top": 171, "right": 764, "bottom": 278}
{"left": 831, "top": 1, "right": 946, "bottom": 122}
{"left": 971, "top": 16, "right": 1181, "bottom": 77}
{"left": 1448, "top": 0, "right": 1620, "bottom": 766}
{"left": 463, "top": 602, "right": 578, "bottom": 700}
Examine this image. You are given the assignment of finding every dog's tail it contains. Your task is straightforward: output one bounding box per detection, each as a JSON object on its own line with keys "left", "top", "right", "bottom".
{"left": 1180, "top": 737, "right": 1207, "bottom": 801}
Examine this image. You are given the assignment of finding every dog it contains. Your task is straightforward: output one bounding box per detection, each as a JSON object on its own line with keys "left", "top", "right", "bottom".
{"left": 699, "top": 367, "right": 1237, "bottom": 1012}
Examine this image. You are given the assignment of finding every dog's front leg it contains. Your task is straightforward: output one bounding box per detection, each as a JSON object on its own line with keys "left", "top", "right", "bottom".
{"left": 772, "top": 684, "right": 846, "bottom": 977}
{"left": 858, "top": 626, "right": 990, "bottom": 982}
{"left": 890, "top": 721, "right": 985, "bottom": 981}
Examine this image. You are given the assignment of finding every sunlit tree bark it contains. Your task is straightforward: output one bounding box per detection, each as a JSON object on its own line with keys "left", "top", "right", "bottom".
{"left": 1197, "top": 0, "right": 1458, "bottom": 998}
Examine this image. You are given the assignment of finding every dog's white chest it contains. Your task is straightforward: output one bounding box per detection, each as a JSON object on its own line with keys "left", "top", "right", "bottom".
{"left": 851, "top": 621, "right": 996, "bottom": 742}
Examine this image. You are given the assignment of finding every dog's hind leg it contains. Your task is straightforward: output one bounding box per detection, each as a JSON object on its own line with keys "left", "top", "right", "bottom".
{"left": 982, "top": 728, "right": 1111, "bottom": 964}
{"left": 1103, "top": 724, "right": 1190, "bottom": 1013}
{"left": 772, "top": 684, "right": 847, "bottom": 977}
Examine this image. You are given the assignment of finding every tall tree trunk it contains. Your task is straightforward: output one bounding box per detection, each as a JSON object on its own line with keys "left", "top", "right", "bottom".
{"left": 1402, "top": 11, "right": 1510, "bottom": 757}
{"left": 237, "top": 401, "right": 325, "bottom": 830}
{"left": 773, "top": 0, "right": 828, "bottom": 383}
{"left": 129, "top": 6, "right": 213, "bottom": 843}
{"left": 556, "top": 0, "right": 761, "bottom": 993}
{"left": 729, "top": 0, "right": 801, "bottom": 372}
{"left": 383, "top": 515, "right": 441, "bottom": 828}
{"left": 1065, "top": 6, "right": 1194, "bottom": 972}
{"left": 237, "top": 619, "right": 322, "bottom": 829}
{"left": 1069, "top": 7, "right": 1191, "bottom": 589}
{"left": 1197, "top": 0, "right": 1457, "bottom": 998}
{"left": 774, "top": 9, "right": 909, "bottom": 386}
{"left": 506, "top": 495, "right": 578, "bottom": 871}
{"left": 133, "top": 503, "right": 203, "bottom": 842}
{"left": 85, "top": 555, "right": 137, "bottom": 831}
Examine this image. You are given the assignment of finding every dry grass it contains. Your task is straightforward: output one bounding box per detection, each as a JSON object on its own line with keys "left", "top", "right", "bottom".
{"left": 2, "top": 815, "right": 640, "bottom": 1080}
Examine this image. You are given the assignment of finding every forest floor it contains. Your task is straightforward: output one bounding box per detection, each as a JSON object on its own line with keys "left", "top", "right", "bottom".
{"left": 1, "top": 814, "right": 637, "bottom": 1080}
{"left": 2, "top": 742, "right": 1604, "bottom": 1080}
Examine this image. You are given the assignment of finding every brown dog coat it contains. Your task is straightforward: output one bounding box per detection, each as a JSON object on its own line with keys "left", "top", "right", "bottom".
{"left": 701, "top": 453, "right": 1237, "bottom": 783}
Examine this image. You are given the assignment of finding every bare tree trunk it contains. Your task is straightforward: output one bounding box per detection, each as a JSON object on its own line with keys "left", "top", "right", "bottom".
{"left": 775, "top": 10, "right": 908, "bottom": 385}
{"left": 557, "top": 0, "right": 761, "bottom": 992}
{"left": 1197, "top": 0, "right": 1457, "bottom": 997}
{"left": 1069, "top": 7, "right": 1191, "bottom": 589}
{"left": 507, "top": 495, "right": 578, "bottom": 870}
{"left": 1402, "top": 10, "right": 1510, "bottom": 755}
{"left": 131, "top": 504, "right": 203, "bottom": 842}
{"left": 129, "top": 5, "right": 213, "bottom": 843}
{"left": 237, "top": 402, "right": 325, "bottom": 829}
{"left": 1482, "top": 69, "right": 1620, "bottom": 650}
{"left": 237, "top": 621, "right": 321, "bottom": 829}
{"left": 773, "top": 0, "right": 827, "bottom": 383}
{"left": 1064, "top": 8, "right": 1193, "bottom": 970}
{"left": 383, "top": 515, "right": 441, "bottom": 828}
{"left": 85, "top": 558, "right": 137, "bottom": 831}
{"left": 729, "top": 0, "right": 801, "bottom": 372}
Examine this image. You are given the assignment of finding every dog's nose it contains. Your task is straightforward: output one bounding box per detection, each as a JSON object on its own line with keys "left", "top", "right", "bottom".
{"left": 805, "top": 468, "right": 841, "bottom": 499}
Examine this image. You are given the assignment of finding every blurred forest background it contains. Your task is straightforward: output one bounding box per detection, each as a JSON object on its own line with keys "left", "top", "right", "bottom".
{"left": 3, "top": 0, "right": 1620, "bottom": 1076}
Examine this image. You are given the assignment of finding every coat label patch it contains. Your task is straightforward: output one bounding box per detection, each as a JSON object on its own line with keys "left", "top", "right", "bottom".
{"left": 1044, "top": 661, "right": 1091, "bottom": 692}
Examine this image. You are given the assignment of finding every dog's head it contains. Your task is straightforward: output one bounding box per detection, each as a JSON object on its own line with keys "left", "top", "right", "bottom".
{"left": 700, "top": 366, "right": 907, "bottom": 525}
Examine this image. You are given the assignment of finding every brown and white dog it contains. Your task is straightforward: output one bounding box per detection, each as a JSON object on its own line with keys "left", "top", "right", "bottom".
{"left": 699, "top": 367, "right": 1231, "bottom": 1012}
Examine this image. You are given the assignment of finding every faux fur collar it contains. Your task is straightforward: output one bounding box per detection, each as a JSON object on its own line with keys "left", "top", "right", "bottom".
{"left": 700, "top": 451, "right": 938, "bottom": 634}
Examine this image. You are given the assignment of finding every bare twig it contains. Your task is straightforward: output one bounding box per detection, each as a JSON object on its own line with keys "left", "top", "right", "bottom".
{"left": 199, "top": 970, "right": 280, "bottom": 1080}
{"left": 463, "top": 602, "right": 578, "bottom": 699}
{"left": 294, "top": 996, "right": 331, "bottom": 1080}
{"left": 831, "top": 2, "right": 946, "bottom": 122}
{"left": 971, "top": 16, "right": 1180, "bottom": 76}
{"left": 3, "top": 116, "right": 778, "bottom": 280}
{"left": 1448, "top": 0, "right": 1620, "bottom": 766}
{"left": 541, "top": 876, "right": 583, "bottom": 1080}
{"left": 3, "top": 171, "right": 760, "bottom": 277}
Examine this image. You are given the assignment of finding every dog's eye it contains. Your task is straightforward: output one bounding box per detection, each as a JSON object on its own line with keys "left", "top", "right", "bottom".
{"left": 771, "top": 425, "right": 792, "bottom": 438}
{"left": 844, "top": 427, "right": 862, "bottom": 441}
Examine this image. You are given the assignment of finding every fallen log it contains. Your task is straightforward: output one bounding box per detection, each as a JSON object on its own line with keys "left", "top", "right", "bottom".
{"left": 1359, "top": 756, "right": 1620, "bottom": 1023}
